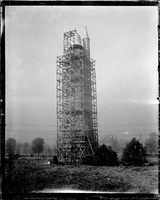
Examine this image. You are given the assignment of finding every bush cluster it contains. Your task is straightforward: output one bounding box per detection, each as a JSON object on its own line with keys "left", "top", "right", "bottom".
{"left": 84, "top": 144, "right": 119, "bottom": 166}
{"left": 121, "top": 138, "right": 148, "bottom": 166}
{"left": 84, "top": 138, "right": 148, "bottom": 167}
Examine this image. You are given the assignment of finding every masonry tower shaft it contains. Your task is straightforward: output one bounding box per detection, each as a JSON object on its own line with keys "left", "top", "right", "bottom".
{"left": 57, "top": 28, "right": 98, "bottom": 163}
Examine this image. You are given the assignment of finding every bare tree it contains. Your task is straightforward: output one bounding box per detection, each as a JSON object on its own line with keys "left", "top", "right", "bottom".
{"left": 145, "top": 132, "right": 158, "bottom": 154}
{"left": 22, "top": 142, "right": 30, "bottom": 155}
{"left": 17, "top": 142, "right": 23, "bottom": 155}
{"left": 6, "top": 138, "right": 17, "bottom": 156}
{"left": 32, "top": 138, "right": 45, "bottom": 157}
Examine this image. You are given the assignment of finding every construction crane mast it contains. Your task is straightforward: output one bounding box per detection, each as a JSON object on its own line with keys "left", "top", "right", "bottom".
{"left": 57, "top": 28, "right": 98, "bottom": 164}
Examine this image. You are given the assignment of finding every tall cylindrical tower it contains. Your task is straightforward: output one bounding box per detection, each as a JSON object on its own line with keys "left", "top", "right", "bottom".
{"left": 57, "top": 28, "right": 98, "bottom": 164}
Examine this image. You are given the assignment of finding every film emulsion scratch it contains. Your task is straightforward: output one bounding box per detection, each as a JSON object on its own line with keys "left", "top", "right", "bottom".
{"left": 2, "top": 4, "right": 159, "bottom": 200}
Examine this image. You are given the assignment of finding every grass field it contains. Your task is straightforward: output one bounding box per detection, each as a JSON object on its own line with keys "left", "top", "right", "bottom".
{"left": 4, "top": 158, "right": 158, "bottom": 194}
{"left": 36, "top": 164, "right": 158, "bottom": 193}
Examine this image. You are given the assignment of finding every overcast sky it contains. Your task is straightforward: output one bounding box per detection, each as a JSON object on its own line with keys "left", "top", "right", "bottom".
{"left": 5, "top": 6, "right": 158, "bottom": 144}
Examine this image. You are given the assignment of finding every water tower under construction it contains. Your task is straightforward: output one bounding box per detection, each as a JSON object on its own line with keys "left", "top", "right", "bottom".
{"left": 57, "top": 28, "right": 98, "bottom": 164}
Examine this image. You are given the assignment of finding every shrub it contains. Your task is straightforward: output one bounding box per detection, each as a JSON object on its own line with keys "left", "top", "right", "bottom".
{"left": 83, "top": 155, "right": 95, "bottom": 165}
{"left": 53, "top": 156, "right": 58, "bottom": 164}
{"left": 84, "top": 144, "right": 119, "bottom": 166}
{"left": 94, "top": 144, "right": 119, "bottom": 166}
{"left": 121, "top": 138, "right": 148, "bottom": 166}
